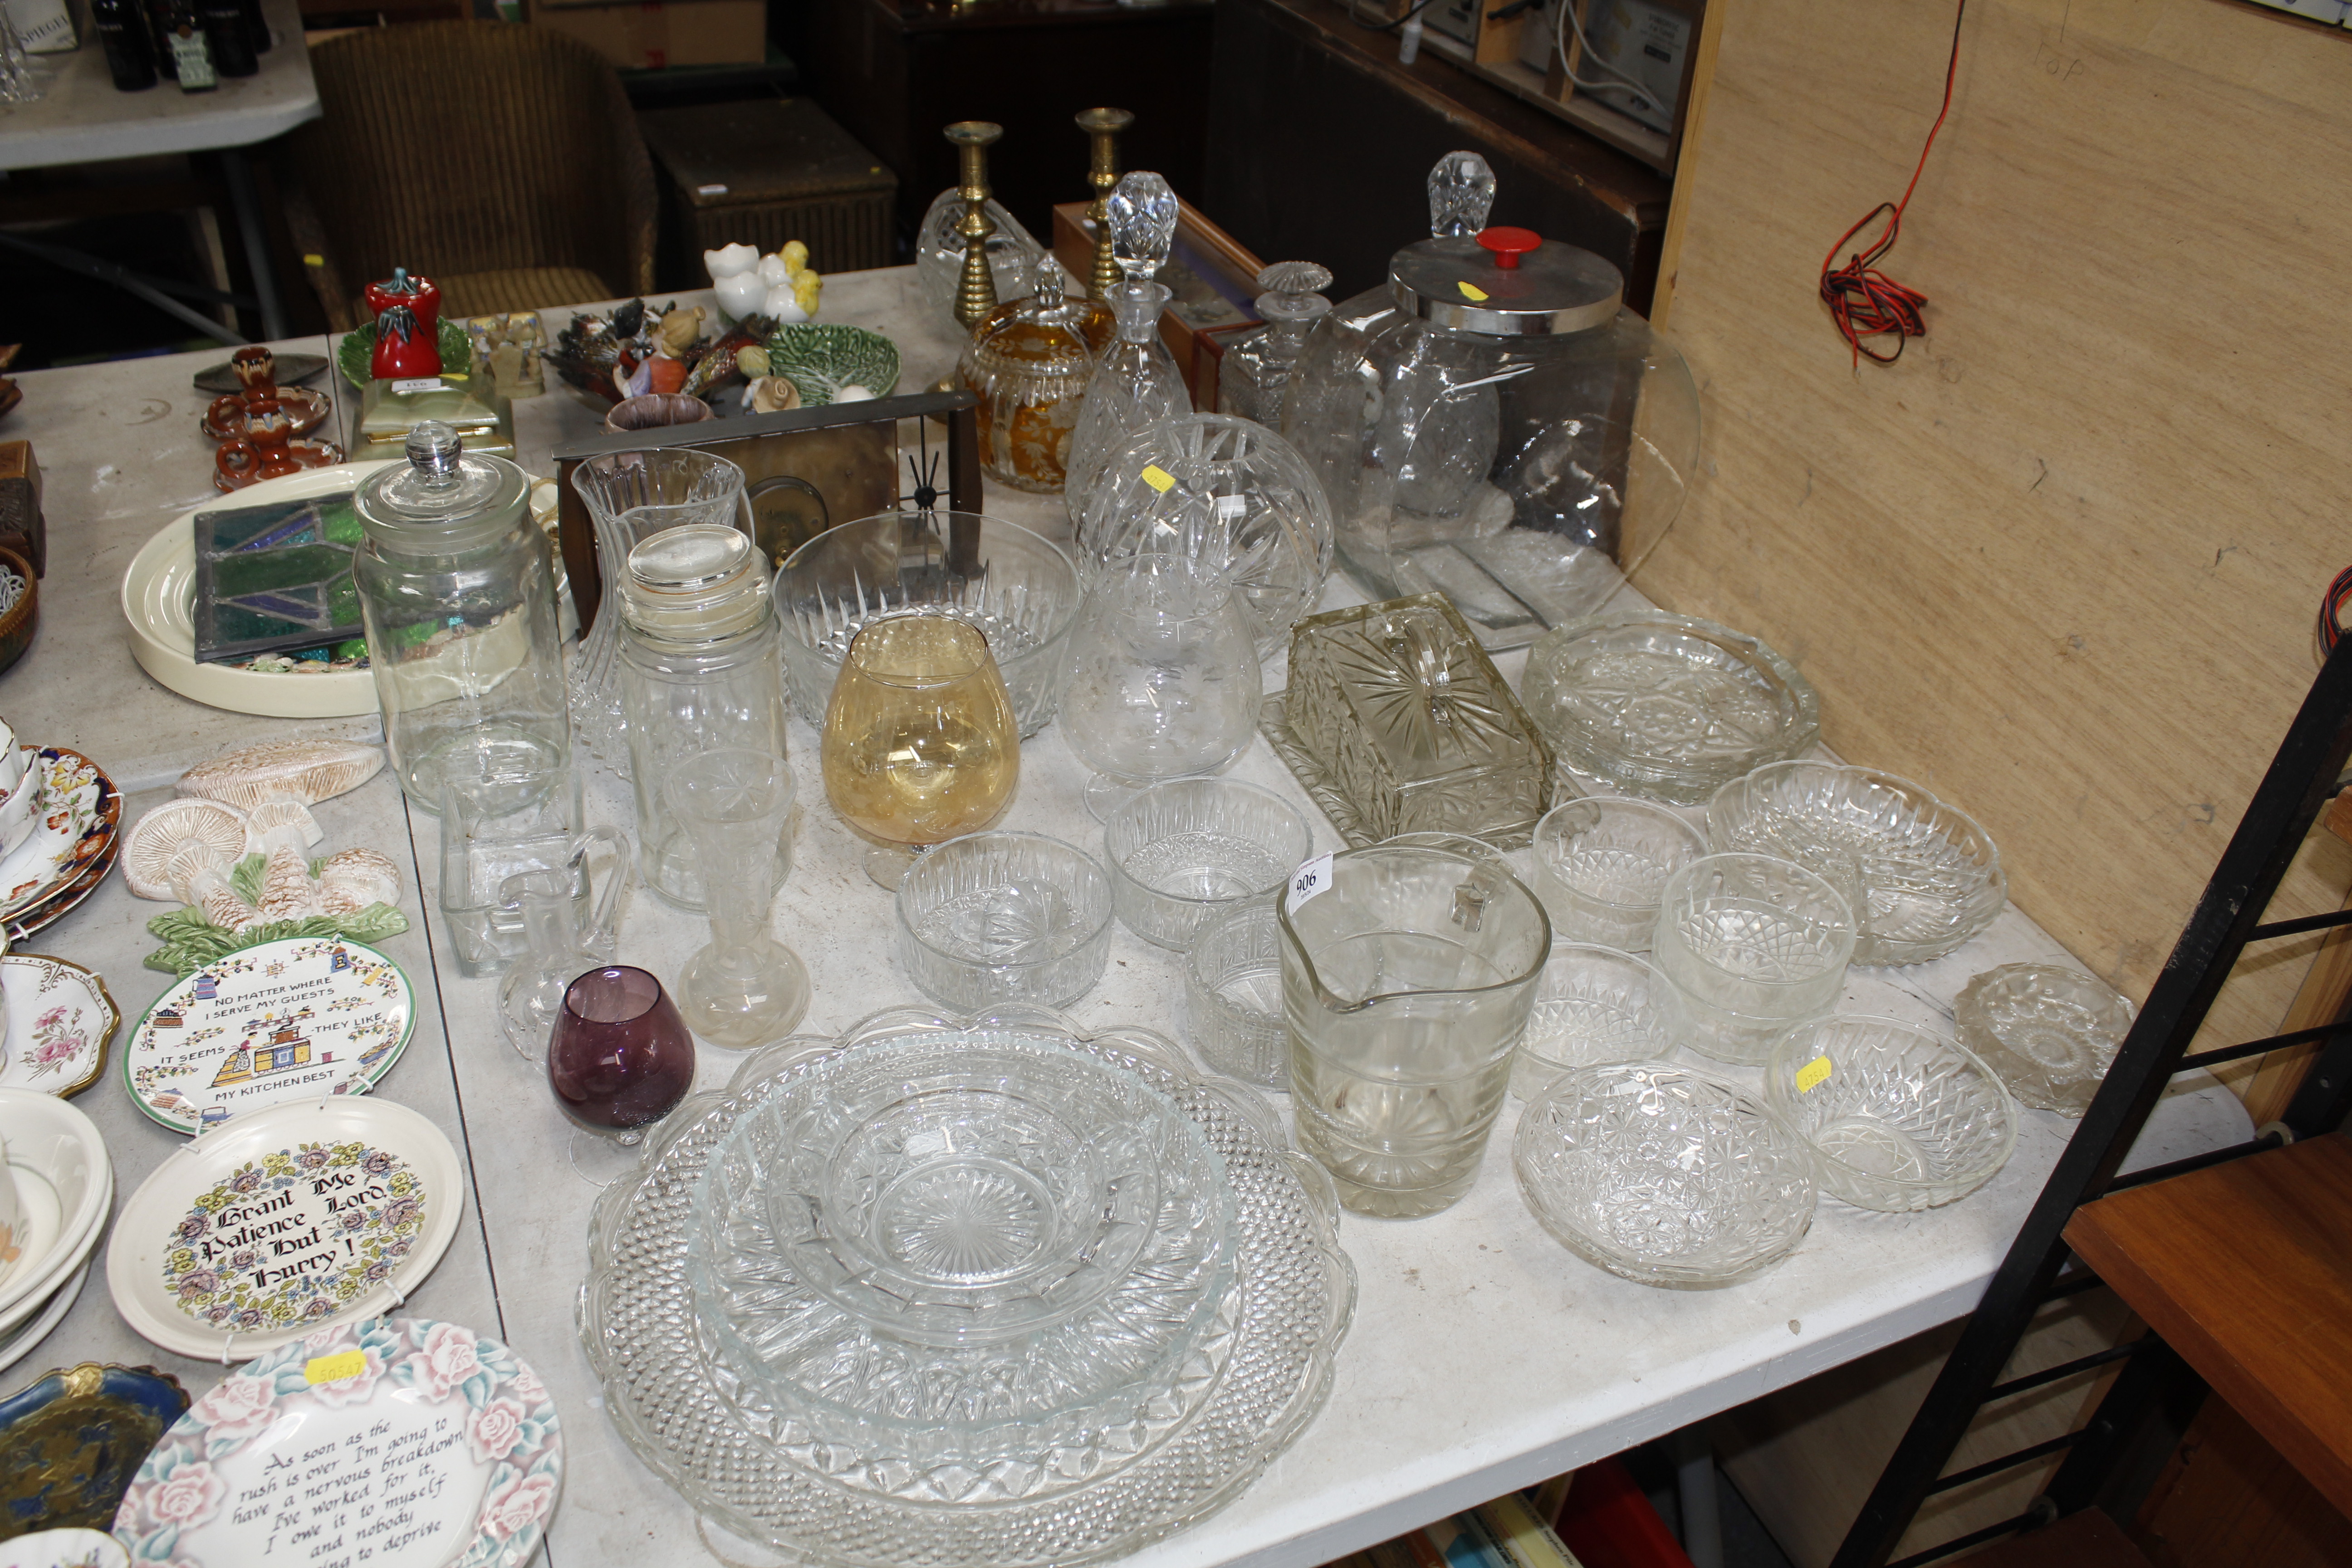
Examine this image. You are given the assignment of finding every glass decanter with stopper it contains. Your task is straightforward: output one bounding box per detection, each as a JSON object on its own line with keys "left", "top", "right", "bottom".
{"left": 959, "top": 255, "right": 1097, "bottom": 493}
{"left": 1218, "top": 261, "right": 1333, "bottom": 428}
{"left": 1063, "top": 171, "right": 1191, "bottom": 504}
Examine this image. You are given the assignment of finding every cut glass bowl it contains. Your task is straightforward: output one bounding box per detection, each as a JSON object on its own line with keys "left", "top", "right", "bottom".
{"left": 1705, "top": 761, "right": 2006, "bottom": 966}
{"left": 1514, "top": 1061, "right": 1817, "bottom": 1288}
{"left": 896, "top": 832, "right": 1116, "bottom": 1010}
{"left": 1651, "top": 853, "right": 1856, "bottom": 1061}
{"left": 1512, "top": 942, "right": 1678, "bottom": 1100}
{"left": 775, "top": 510, "right": 1082, "bottom": 737}
{"left": 581, "top": 1005, "right": 1356, "bottom": 1565}
{"left": 1185, "top": 902, "right": 1287, "bottom": 1089}
{"left": 1519, "top": 612, "right": 1819, "bottom": 805}
{"left": 1104, "top": 779, "right": 1311, "bottom": 951}
{"left": 1529, "top": 795, "right": 1709, "bottom": 950}
{"left": 1953, "top": 963, "right": 2133, "bottom": 1117}
{"left": 1765, "top": 1014, "right": 2017, "bottom": 1211}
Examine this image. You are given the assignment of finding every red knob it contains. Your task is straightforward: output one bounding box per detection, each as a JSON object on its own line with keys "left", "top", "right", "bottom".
{"left": 1477, "top": 226, "right": 1542, "bottom": 270}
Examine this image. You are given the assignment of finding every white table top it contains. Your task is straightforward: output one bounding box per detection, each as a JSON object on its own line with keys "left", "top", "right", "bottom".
{"left": 0, "top": 0, "right": 317, "bottom": 171}
{"left": 1, "top": 265, "right": 2250, "bottom": 1568}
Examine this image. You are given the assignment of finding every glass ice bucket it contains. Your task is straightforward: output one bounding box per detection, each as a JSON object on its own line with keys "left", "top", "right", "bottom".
{"left": 1280, "top": 843, "right": 1551, "bottom": 1217}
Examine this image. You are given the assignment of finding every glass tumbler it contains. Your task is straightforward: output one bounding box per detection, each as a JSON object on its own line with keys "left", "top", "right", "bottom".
{"left": 663, "top": 748, "right": 810, "bottom": 1049}
{"left": 1058, "top": 552, "right": 1264, "bottom": 820}
{"left": 821, "top": 615, "right": 1021, "bottom": 887}
{"left": 1651, "top": 853, "right": 1856, "bottom": 1065}
{"left": 1185, "top": 901, "right": 1288, "bottom": 1089}
{"left": 1281, "top": 842, "right": 1552, "bottom": 1217}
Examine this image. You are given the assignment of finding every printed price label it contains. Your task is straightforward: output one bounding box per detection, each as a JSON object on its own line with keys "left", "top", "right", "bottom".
{"left": 1794, "top": 1055, "right": 1834, "bottom": 1094}
{"left": 1457, "top": 281, "right": 1490, "bottom": 302}
{"left": 390, "top": 377, "right": 445, "bottom": 396}
{"left": 697, "top": 182, "right": 730, "bottom": 196}
{"left": 1139, "top": 464, "right": 1177, "bottom": 493}
{"left": 1285, "top": 853, "right": 1335, "bottom": 915}
{"left": 1215, "top": 494, "right": 1248, "bottom": 522}
{"left": 304, "top": 1349, "right": 368, "bottom": 1385}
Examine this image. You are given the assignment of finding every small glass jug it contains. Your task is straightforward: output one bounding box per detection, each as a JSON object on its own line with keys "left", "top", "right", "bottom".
{"left": 437, "top": 762, "right": 629, "bottom": 978}
{"left": 1280, "top": 842, "right": 1551, "bottom": 1217}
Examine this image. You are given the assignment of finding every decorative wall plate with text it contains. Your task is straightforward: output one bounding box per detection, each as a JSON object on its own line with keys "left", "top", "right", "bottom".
{"left": 122, "top": 937, "right": 413, "bottom": 1135}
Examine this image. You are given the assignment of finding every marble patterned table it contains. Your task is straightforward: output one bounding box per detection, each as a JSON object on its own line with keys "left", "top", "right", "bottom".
{"left": 1, "top": 266, "right": 2249, "bottom": 1568}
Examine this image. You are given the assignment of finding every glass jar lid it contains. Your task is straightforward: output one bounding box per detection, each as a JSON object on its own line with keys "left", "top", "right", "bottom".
{"left": 1388, "top": 230, "right": 1623, "bottom": 338}
{"left": 620, "top": 524, "right": 770, "bottom": 646}
{"left": 355, "top": 421, "right": 531, "bottom": 554}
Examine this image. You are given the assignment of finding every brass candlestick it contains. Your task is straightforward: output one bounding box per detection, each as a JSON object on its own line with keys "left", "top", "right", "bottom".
{"left": 1075, "top": 107, "right": 1134, "bottom": 303}
{"left": 944, "top": 121, "right": 1004, "bottom": 336}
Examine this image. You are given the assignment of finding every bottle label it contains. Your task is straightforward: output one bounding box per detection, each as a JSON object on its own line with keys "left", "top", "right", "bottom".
{"left": 172, "top": 28, "right": 216, "bottom": 88}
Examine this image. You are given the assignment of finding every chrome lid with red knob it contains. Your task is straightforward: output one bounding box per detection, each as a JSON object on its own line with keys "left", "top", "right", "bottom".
{"left": 1387, "top": 226, "right": 1623, "bottom": 337}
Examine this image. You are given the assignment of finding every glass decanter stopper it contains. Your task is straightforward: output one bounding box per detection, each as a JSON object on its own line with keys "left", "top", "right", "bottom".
{"left": 1064, "top": 171, "right": 1189, "bottom": 503}
{"left": 959, "top": 254, "right": 1096, "bottom": 493}
{"left": 1428, "top": 150, "right": 1497, "bottom": 237}
{"left": 1218, "top": 261, "right": 1334, "bottom": 429}
{"left": 1074, "top": 106, "right": 1135, "bottom": 302}
{"left": 499, "top": 866, "right": 606, "bottom": 1062}
{"left": 663, "top": 747, "right": 809, "bottom": 1048}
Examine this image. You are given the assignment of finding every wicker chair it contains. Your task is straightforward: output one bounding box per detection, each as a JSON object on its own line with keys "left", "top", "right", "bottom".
{"left": 280, "top": 22, "right": 658, "bottom": 331}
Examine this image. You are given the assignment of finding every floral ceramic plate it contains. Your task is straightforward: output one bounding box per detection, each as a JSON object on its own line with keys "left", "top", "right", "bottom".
{"left": 115, "top": 1317, "right": 563, "bottom": 1568}
{"left": 0, "top": 955, "right": 118, "bottom": 1098}
{"left": 4, "top": 830, "right": 121, "bottom": 943}
{"left": 0, "top": 1364, "right": 188, "bottom": 1539}
{"left": 0, "top": 750, "right": 119, "bottom": 925}
{"left": 0, "top": 1524, "right": 128, "bottom": 1567}
{"left": 105, "top": 1097, "right": 462, "bottom": 1360}
{"left": 122, "top": 937, "right": 414, "bottom": 1136}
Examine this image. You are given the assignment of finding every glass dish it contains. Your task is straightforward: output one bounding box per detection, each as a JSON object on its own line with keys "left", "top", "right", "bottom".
{"left": 1765, "top": 1014, "right": 2018, "bottom": 1211}
{"left": 1519, "top": 612, "right": 1819, "bottom": 805}
{"left": 895, "top": 832, "right": 1116, "bottom": 1010}
{"left": 1651, "top": 853, "right": 1855, "bottom": 1065}
{"left": 1953, "top": 963, "right": 2133, "bottom": 1117}
{"left": 1514, "top": 1061, "right": 1817, "bottom": 1288}
{"left": 581, "top": 1005, "right": 1355, "bottom": 1563}
{"left": 1529, "top": 795, "right": 1709, "bottom": 949}
{"left": 1704, "top": 761, "right": 2007, "bottom": 966}
{"left": 1104, "top": 779, "right": 1312, "bottom": 951}
{"left": 1263, "top": 594, "right": 1553, "bottom": 849}
{"left": 1512, "top": 942, "right": 1677, "bottom": 1100}
{"left": 774, "top": 510, "right": 1081, "bottom": 738}
{"left": 1185, "top": 902, "right": 1288, "bottom": 1089}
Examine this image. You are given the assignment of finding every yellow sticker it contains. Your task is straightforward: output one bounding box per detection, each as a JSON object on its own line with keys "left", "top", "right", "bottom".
{"left": 1139, "top": 465, "right": 1176, "bottom": 493}
{"left": 1458, "top": 281, "right": 1490, "bottom": 301}
{"left": 304, "top": 1350, "right": 368, "bottom": 1385}
{"left": 1794, "top": 1055, "right": 1833, "bottom": 1093}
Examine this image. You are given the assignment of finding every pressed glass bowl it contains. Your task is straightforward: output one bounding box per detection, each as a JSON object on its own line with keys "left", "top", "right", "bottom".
{"left": 775, "top": 510, "right": 1081, "bottom": 737}
{"left": 1953, "top": 963, "right": 2133, "bottom": 1117}
{"left": 1765, "top": 1014, "right": 2018, "bottom": 1211}
{"left": 1184, "top": 902, "right": 1287, "bottom": 1089}
{"left": 1511, "top": 942, "right": 1678, "bottom": 1100}
{"left": 583, "top": 1005, "right": 1355, "bottom": 1561}
{"left": 1656, "top": 979, "right": 1832, "bottom": 1068}
{"left": 1652, "top": 853, "right": 1856, "bottom": 1023}
{"left": 1529, "top": 795, "right": 1709, "bottom": 949}
{"left": 1514, "top": 1061, "right": 1818, "bottom": 1288}
{"left": 1104, "top": 779, "right": 1312, "bottom": 951}
{"left": 1519, "top": 612, "right": 1819, "bottom": 805}
{"left": 896, "top": 832, "right": 1116, "bottom": 1010}
{"left": 1705, "top": 761, "right": 2006, "bottom": 966}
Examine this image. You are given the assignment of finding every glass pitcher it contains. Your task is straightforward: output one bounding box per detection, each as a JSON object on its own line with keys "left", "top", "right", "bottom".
{"left": 1280, "top": 842, "right": 1551, "bottom": 1217}
{"left": 437, "top": 761, "right": 629, "bottom": 979}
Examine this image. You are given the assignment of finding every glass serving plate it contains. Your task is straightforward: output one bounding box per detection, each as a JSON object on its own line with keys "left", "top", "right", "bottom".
{"left": 1764, "top": 1014, "right": 2017, "bottom": 1211}
{"left": 1705, "top": 761, "right": 2007, "bottom": 966}
{"left": 581, "top": 1006, "right": 1355, "bottom": 1566}
{"left": 1952, "top": 963, "right": 2133, "bottom": 1117}
{"left": 1514, "top": 1061, "right": 1817, "bottom": 1288}
{"left": 1519, "top": 612, "right": 1819, "bottom": 806}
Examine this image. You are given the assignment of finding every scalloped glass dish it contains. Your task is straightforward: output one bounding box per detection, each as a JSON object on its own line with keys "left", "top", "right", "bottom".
{"left": 1514, "top": 1061, "right": 1817, "bottom": 1288}
{"left": 582, "top": 1007, "right": 1355, "bottom": 1565}
{"left": 1953, "top": 963, "right": 2133, "bottom": 1117}
{"left": 1765, "top": 1014, "right": 2017, "bottom": 1211}
{"left": 1705, "top": 761, "right": 2006, "bottom": 966}
{"left": 1519, "top": 612, "right": 1818, "bottom": 806}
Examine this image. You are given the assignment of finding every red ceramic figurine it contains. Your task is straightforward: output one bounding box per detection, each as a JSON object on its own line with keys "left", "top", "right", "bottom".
{"left": 366, "top": 268, "right": 443, "bottom": 380}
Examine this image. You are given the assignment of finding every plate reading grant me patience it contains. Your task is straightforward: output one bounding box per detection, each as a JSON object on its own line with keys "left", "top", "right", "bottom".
{"left": 123, "top": 937, "right": 414, "bottom": 1135}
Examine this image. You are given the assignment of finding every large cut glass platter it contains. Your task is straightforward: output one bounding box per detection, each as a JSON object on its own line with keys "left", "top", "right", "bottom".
{"left": 581, "top": 1005, "right": 1355, "bottom": 1568}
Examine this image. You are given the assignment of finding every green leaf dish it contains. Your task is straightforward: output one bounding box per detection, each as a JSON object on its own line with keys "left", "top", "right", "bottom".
{"left": 144, "top": 899, "right": 411, "bottom": 978}
{"left": 763, "top": 323, "right": 901, "bottom": 408}
{"left": 336, "top": 318, "right": 474, "bottom": 387}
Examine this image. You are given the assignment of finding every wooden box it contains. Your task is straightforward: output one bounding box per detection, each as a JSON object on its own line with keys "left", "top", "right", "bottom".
{"left": 637, "top": 99, "right": 897, "bottom": 285}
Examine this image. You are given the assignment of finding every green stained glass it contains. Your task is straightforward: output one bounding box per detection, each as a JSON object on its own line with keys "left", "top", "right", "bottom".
{"left": 191, "top": 493, "right": 370, "bottom": 664}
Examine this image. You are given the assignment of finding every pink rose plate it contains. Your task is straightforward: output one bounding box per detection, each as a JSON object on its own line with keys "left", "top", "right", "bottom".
{"left": 114, "top": 1316, "right": 562, "bottom": 1568}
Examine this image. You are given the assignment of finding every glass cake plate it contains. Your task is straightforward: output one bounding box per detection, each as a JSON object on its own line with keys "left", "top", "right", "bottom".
{"left": 582, "top": 1006, "right": 1356, "bottom": 1567}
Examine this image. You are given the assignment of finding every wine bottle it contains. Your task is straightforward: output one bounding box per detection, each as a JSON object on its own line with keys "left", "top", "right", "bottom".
{"left": 162, "top": 0, "right": 215, "bottom": 91}
{"left": 91, "top": 0, "right": 158, "bottom": 91}
{"left": 199, "top": 0, "right": 255, "bottom": 76}
{"left": 235, "top": 0, "right": 269, "bottom": 54}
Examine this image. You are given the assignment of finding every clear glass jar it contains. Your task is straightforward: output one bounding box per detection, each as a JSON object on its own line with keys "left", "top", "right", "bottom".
{"left": 615, "top": 523, "right": 790, "bottom": 908}
{"left": 353, "top": 421, "right": 570, "bottom": 807}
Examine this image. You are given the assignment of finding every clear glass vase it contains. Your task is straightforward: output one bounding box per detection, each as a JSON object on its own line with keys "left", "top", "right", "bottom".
{"left": 664, "top": 747, "right": 809, "bottom": 1049}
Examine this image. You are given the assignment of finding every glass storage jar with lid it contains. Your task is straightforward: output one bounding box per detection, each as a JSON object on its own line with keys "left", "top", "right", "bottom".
{"left": 1283, "top": 152, "right": 1701, "bottom": 651}
{"left": 615, "top": 522, "right": 791, "bottom": 908}
{"left": 354, "top": 421, "right": 570, "bottom": 807}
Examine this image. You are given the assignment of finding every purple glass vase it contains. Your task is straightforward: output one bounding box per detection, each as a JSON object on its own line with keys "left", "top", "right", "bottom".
{"left": 548, "top": 966, "right": 695, "bottom": 1141}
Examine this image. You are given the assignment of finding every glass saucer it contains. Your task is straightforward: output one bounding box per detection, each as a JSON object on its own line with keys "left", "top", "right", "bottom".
{"left": 583, "top": 1006, "right": 1356, "bottom": 1566}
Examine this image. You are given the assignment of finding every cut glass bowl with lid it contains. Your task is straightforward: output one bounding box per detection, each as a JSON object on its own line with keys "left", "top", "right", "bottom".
{"left": 1765, "top": 1014, "right": 2018, "bottom": 1211}
{"left": 1953, "top": 963, "right": 2133, "bottom": 1117}
{"left": 1519, "top": 612, "right": 1819, "bottom": 805}
{"left": 1514, "top": 1060, "right": 1817, "bottom": 1288}
{"left": 1705, "top": 760, "right": 2006, "bottom": 966}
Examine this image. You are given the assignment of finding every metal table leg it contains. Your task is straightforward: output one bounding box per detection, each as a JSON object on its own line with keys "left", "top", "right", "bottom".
{"left": 219, "top": 147, "right": 286, "bottom": 342}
